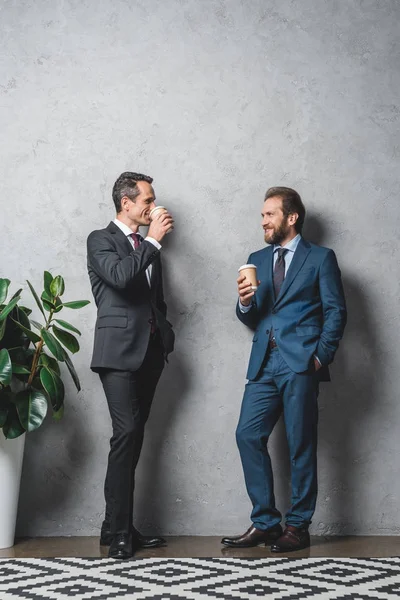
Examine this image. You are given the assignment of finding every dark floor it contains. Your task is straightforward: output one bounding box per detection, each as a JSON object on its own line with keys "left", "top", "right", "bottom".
{"left": 0, "top": 536, "right": 399, "bottom": 559}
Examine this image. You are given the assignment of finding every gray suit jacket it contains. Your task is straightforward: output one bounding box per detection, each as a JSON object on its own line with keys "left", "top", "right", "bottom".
{"left": 87, "top": 221, "right": 174, "bottom": 372}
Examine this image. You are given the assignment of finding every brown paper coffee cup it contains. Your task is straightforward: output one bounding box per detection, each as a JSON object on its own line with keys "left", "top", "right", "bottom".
{"left": 238, "top": 264, "right": 258, "bottom": 290}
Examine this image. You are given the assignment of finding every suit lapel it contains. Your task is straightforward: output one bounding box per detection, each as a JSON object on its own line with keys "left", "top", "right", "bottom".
{"left": 255, "top": 246, "right": 274, "bottom": 305}
{"left": 273, "top": 237, "right": 311, "bottom": 307}
{"left": 150, "top": 255, "right": 159, "bottom": 294}
{"left": 263, "top": 246, "right": 274, "bottom": 296}
{"left": 106, "top": 221, "right": 133, "bottom": 256}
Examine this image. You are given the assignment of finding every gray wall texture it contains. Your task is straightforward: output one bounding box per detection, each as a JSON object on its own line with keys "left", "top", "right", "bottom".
{"left": 1, "top": 0, "right": 399, "bottom": 536}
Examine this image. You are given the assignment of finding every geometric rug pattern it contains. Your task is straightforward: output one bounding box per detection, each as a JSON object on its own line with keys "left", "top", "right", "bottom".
{"left": 0, "top": 557, "right": 399, "bottom": 599}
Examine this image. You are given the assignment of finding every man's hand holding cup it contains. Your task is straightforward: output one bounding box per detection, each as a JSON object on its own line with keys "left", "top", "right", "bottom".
{"left": 148, "top": 206, "right": 174, "bottom": 242}
{"left": 237, "top": 264, "right": 259, "bottom": 307}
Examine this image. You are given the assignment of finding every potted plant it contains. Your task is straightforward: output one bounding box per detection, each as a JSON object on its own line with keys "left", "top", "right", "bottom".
{"left": 0, "top": 273, "right": 89, "bottom": 549}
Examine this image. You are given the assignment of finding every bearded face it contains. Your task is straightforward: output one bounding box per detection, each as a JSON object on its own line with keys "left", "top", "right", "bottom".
{"left": 263, "top": 214, "right": 291, "bottom": 245}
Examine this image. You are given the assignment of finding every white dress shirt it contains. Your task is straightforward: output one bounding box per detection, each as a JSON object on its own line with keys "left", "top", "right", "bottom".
{"left": 113, "top": 219, "right": 161, "bottom": 287}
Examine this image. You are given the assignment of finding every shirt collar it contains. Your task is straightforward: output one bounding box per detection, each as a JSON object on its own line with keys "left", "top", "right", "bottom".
{"left": 273, "top": 233, "right": 301, "bottom": 254}
{"left": 113, "top": 218, "right": 136, "bottom": 237}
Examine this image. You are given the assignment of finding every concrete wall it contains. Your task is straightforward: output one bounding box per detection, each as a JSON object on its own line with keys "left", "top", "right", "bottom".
{"left": 0, "top": 0, "right": 399, "bottom": 536}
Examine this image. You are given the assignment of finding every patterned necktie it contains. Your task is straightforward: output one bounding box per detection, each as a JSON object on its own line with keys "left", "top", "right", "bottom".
{"left": 273, "top": 248, "right": 288, "bottom": 298}
{"left": 130, "top": 232, "right": 144, "bottom": 249}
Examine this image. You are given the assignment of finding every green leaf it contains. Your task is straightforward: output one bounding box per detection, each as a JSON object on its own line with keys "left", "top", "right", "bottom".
{"left": 5, "top": 311, "right": 32, "bottom": 349}
{"left": 31, "top": 376, "right": 44, "bottom": 391}
{"left": 53, "top": 404, "right": 64, "bottom": 421}
{"left": 12, "top": 364, "right": 31, "bottom": 375}
{"left": 50, "top": 275, "right": 65, "bottom": 298}
{"left": 11, "top": 318, "right": 41, "bottom": 344}
{"left": 0, "top": 349, "right": 12, "bottom": 386}
{"left": 40, "top": 367, "right": 64, "bottom": 411}
{"left": 0, "top": 279, "right": 10, "bottom": 304}
{"left": 38, "top": 353, "right": 60, "bottom": 375}
{"left": 41, "top": 291, "right": 56, "bottom": 311}
{"left": 62, "top": 348, "right": 81, "bottom": 391}
{"left": 41, "top": 329, "right": 65, "bottom": 361}
{"left": 10, "top": 288, "right": 22, "bottom": 301}
{"left": 44, "top": 271, "right": 53, "bottom": 296}
{"left": 9, "top": 347, "right": 34, "bottom": 366}
{"left": 54, "top": 297, "right": 63, "bottom": 313}
{"left": 15, "top": 305, "right": 31, "bottom": 330}
{"left": 27, "top": 280, "right": 46, "bottom": 319}
{"left": 30, "top": 320, "right": 43, "bottom": 331}
{"left": 0, "top": 389, "right": 13, "bottom": 427}
{"left": 0, "top": 318, "right": 6, "bottom": 341}
{"left": 2, "top": 404, "right": 25, "bottom": 438}
{"left": 54, "top": 319, "right": 81, "bottom": 335}
{"left": 15, "top": 387, "right": 48, "bottom": 432}
{"left": 52, "top": 325, "right": 80, "bottom": 354}
{"left": 42, "top": 300, "right": 53, "bottom": 312}
{"left": 61, "top": 300, "right": 90, "bottom": 309}
{"left": 19, "top": 306, "right": 32, "bottom": 316}
{"left": 0, "top": 294, "right": 21, "bottom": 322}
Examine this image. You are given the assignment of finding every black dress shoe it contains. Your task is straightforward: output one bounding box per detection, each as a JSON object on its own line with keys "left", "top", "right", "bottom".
{"left": 132, "top": 526, "right": 166, "bottom": 549}
{"left": 101, "top": 526, "right": 166, "bottom": 549}
{"left": 108, "top": 533, "right": 133, "bottom": 560}
{"left": 100, "top": 529, "right": 114, "bottom": 546}
{"left": 270, "top": 525, "right": 310, "bottom": 553}
{"left": 221, "top": 524, "right": 283, "bottom": 548}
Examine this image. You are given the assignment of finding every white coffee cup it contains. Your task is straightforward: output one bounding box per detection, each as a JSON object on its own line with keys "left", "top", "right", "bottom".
{"left": 149, "top": 206, "right": 167, "bottom": 220}
{"left": 149, "top": 206, "right": 172, "bottom": 233}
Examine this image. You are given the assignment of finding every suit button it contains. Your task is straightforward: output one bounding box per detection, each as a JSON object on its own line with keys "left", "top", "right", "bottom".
{"left": 266, "top": 329, "right": 270, "bottom": 334}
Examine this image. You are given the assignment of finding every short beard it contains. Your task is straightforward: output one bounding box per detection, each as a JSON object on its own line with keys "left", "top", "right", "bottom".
{"left": 265, "top": 218, "right": 290, "bottom": 245}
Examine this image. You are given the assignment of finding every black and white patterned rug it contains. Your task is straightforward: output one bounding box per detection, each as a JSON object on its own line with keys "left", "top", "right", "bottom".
{"left": 0, "top": 557, "right": 399, "bottom": 599}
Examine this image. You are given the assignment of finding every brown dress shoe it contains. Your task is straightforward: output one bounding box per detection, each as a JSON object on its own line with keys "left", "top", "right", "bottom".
{"left": 270, "top": 525, "right": 310, "bottom": 552}
{"left": 221, "top": 524, "right": 283, "bottom": 548}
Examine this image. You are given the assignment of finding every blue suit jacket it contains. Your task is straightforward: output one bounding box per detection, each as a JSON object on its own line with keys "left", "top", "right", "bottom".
{"left": 237, "top": 237, "right": 347, "bottom": 381}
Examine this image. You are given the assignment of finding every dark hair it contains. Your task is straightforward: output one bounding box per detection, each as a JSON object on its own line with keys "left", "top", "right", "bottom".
{"left": 112, "top": 172, "right": 154, "bottom": 212}
{"left": 264, "top": 186, "right": 305, "bottom": 233}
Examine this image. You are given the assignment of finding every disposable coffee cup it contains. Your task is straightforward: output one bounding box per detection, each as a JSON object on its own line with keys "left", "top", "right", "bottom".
{"left": 149, "top": 205, "right": 173, "bottom": 234}
{"left": 149, "top": 206, "right": 167, "bottom": 220}
{"left": 238, "top": 264, "right": 258, "bottom": 290}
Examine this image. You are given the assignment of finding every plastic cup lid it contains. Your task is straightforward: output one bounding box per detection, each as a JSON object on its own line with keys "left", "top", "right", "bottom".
{"left": 238, "top": 264, "right": 257, "bottom": 272}
{"left": 149, "top": 206, "right": 166, "bottom": 216}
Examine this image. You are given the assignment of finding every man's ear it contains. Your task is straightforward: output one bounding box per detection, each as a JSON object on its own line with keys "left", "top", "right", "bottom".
{"left": 120, "top": 195, "right": 131, "bottom": 210}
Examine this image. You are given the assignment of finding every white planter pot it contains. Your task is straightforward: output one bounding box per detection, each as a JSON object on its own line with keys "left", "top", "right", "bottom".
{"left": 0, "top": 431, "right": 25, "bottom": 549}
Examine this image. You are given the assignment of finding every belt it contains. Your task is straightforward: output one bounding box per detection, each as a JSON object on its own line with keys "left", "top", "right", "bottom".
{"left": 268, "top": 337, "right": 278, "bottom": 350}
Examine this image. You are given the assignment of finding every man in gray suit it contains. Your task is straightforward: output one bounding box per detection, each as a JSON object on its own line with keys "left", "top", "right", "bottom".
{"left": 87, "top": 172, "right": 174, "bottom": 559}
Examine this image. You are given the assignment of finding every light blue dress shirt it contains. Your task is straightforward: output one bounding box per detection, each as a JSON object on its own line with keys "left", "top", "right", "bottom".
{"left": 239, "top": 234, "right": 301, "bottom": 312}
{"left": 273, "top": 233, "right": 301, "bottom": 273}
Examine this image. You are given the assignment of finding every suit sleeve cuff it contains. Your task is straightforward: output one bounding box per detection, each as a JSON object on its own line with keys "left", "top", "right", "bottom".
{"left": 239, "top": 300, "right": 252, "bottom": 313}
{"left": 145, "top": 237, "right": 162, "bottom": 250}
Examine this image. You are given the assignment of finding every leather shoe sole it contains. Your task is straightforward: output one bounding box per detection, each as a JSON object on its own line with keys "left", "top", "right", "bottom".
{"left": 108, "top": 546, "right": 133, "bottom": 560}
{"left": 270, "top": 528, "right": 310, "bottom": 553}
{"left": 221, "top": 524, "right": 283, "bottom": 548}
{"left": 270, "top": 539, "right": 310, "bottom": 552}
{"left": 101, "top": 530, "right": 166, "bottom": 549}
{"left": 108, "top": 534, "right": 133, "bottom": 560}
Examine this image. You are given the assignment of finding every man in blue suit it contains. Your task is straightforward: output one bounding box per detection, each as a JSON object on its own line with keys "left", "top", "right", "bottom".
{"left": 222, "top": 187, "right": 347, "bottom": 552}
